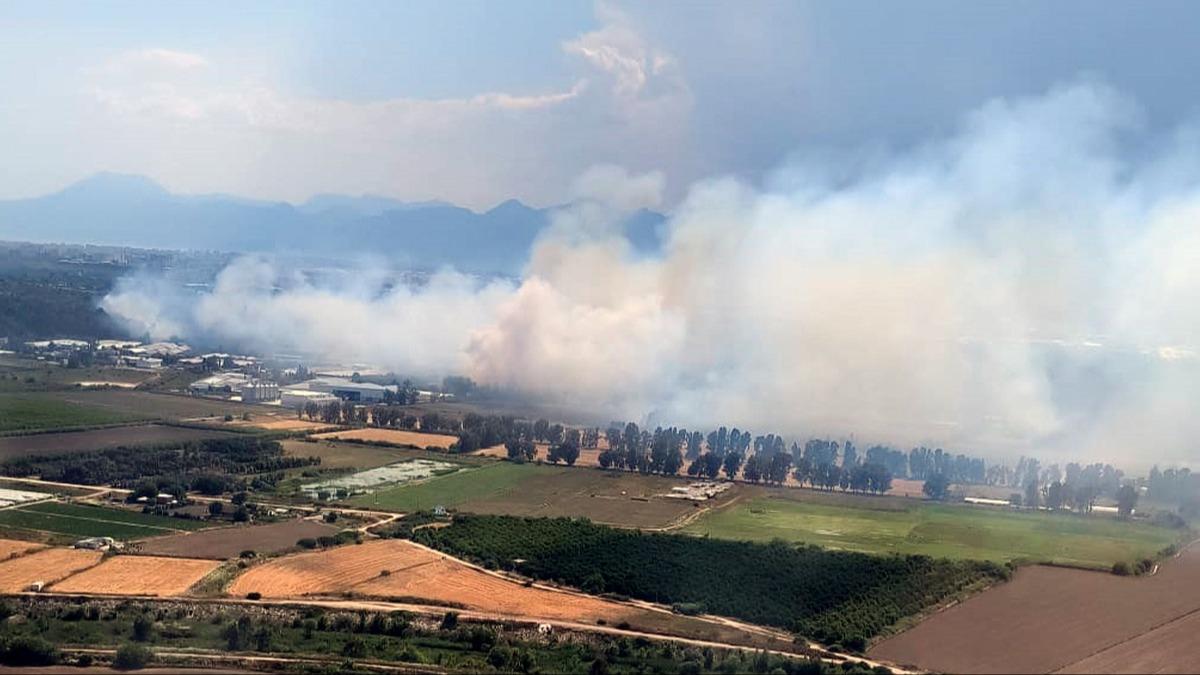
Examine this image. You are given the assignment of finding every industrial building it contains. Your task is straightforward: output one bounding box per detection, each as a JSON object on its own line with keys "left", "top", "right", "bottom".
{"left": 288, "top": 377, "right": 397, "bottom": 402}
{"left": 280, "top": 388, "right": 340, "bottom": 409}
{"left": 241, "top": 380, "right": 280, "bottom": 403}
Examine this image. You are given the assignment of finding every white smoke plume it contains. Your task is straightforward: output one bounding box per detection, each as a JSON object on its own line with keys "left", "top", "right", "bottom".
{"left": 103, "top": 82, "right": 1200, "bottom": 466}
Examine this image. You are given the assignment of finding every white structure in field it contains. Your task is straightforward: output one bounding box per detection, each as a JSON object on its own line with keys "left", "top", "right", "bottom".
{"left": 281, "top": 388, "right": 340, "bottom": 409}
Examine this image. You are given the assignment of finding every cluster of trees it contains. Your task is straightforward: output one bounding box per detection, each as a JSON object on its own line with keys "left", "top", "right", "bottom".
{"left": 0, "top": 437, "right": 317, "bottom": 490}
{"left": 0, "top": 596, "right": 881, "bottom": 675}
{"left": 598, "top": 424, "right": 686, "bottom": 476}
{"left": 1010, "top": 458, "right": 1135, "bottom": 515}
{"left": 417, "top": 515, "right": 1006, "bottom": 650}
{"left": 1147, "top": 466, "right": 1200, "bottom": 514}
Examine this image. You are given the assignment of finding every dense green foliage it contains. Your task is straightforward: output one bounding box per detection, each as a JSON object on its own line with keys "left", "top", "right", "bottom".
{"left": 0, "top": 598, "right": 888, "bottom": 674}
{"left": 0, "top": 436, "right": 317, "bottom": 488}
{"left": 414, "top": 515, "right": 1008, "bottom": 647}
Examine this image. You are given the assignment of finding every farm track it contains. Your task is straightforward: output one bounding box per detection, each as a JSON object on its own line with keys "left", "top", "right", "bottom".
{"left": 34, "top": 592, "right": 910, "bottom": 673}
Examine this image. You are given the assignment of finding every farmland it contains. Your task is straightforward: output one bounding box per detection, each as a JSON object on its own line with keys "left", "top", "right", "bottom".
{"left": 350, "top": 462, "right": 726, "bottom": 529}
{"left": 51, "top": 554, "right": 221, "bottom": 596}
{"left": 0, "top": 392, "right": 149, "bottom": 432}
{"left": 137, "top": 519, "right": 339, "bottom": 559}
{"left": 228, "top": 538, "right": 800, "bottom": 652}
{"left": 281, "top": 438, "right": 454, "bottom": 470}
{"left": 682, "top": 490, "right": 1181, "bottom": 568}
{"left": 870, "top": 546, "right": 1200, "bottom": 673}
{"left": 0, "top": 502, "right": 210, "bottom": 540}
{"left": 0, "top": 537, "right": 43, "bottom": 559}
{"left": 311, "top": 428, "right": 458, "bottom": 449}
{"left": 0, "top": 547, "right": 102, "bottom": 591}
{"left": 0, "top": 423, "right": 239, "bottom": 460}
{"left": 415, "top": 515, "right": 1007, "bottom": 647}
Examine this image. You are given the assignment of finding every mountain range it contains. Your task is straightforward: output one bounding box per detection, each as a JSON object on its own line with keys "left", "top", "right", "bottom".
{"left": 0, "top": 173, "right": 666, "bottom": 274}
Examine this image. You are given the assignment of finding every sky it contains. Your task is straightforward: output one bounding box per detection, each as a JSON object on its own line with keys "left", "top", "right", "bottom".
{"left": 5, "top": 1, "right": 1200, "bottom": 210}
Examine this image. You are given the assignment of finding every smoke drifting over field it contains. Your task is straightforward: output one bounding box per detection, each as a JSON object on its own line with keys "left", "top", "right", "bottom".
{"left": 104, "top": 83, "right": 1200, "bottom": 464}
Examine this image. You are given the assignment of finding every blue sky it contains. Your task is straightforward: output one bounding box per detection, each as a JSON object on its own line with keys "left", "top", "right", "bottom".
{"left": 3, "top": 1, "right": 1200, "bottom": 209}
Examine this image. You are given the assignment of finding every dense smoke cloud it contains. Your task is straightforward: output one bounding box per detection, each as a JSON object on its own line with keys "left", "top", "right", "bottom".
{"left": 103, "top": 82, "right": 1200, "bottom": 465}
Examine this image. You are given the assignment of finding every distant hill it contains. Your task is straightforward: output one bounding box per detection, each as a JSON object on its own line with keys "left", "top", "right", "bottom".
{"left": 0, "top": 173, "right": 666, "bottom": 274}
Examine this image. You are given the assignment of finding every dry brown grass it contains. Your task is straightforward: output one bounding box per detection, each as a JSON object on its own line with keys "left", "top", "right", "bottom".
{"left": 311, "top": 428, "right": 457, "bottom": 449}
{"left": 228, "top": 539, "right": 424, "bottom": 597}
{"left": 0, "top": 537, "right": 44, "bottom": 560}
{"left": 51, "top": 555, "right": 220, "bottom": 596}
{"left": 230, "top": 539, "right": 632, "bottom": 623}
{"left": 0, "top": 548, "right": 101, "bottom": 591}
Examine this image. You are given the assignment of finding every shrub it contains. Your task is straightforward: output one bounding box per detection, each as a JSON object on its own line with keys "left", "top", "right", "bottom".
{"left": 239, "top": 550, "right": 256, "bottom": 559}
{"left": 0, "top": 636, "right": 59, "bottom": 666}
{"left": 113, "top": 643, "right": 152, "bottom": 670}
{"left": 132, "top": 614, "right": 154, "bottom": 642}
{"left": 1112, "top": 561, "right": 1131, "bottom": 576}
{"left": 296, "top": 538, "right": 318, "bottom": 549}
{"left": 246, "top": 592, "right": 262, "bottom": 601}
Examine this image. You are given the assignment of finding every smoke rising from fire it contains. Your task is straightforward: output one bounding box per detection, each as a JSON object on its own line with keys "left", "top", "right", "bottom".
{"left": 103, "top": 82, "right": 1200, "bottom": 465}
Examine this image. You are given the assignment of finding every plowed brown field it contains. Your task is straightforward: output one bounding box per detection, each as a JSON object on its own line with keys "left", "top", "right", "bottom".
{"left": 0, "top": 547, "right": 101, "bottom": 591}
{"left": 0, "top": 538, "right": 43, "bottom": 560}
{"left": 353, "top": 548, "right": 628, "bottom": 623}
{"left": 312, "top": 428, "right": 457, "bottom": 449}
{"left": 229, "top": 539, "right": 630, "bottom": 621}
{"left": 870, "top": 546, "right": 1200, "bottom": 673}
{"left": 51, "top": 555, "right": 220, "bottom": 596}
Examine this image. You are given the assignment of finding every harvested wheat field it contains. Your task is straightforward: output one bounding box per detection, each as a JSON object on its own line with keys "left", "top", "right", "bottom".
{"left": 238, "top": 418, "right": 332, "bottom": 432}
{"left": 0, "top": 547, "right": 101, "bottom": 591}
{"left": 229, "top": 539, "right": 433, "bottom": 597}
{"left": 228, "top": 539, "right": 629, "bottom": 621}
{"left": 312, "top": 428, "right": 457, "bottom": 449}
{"left": 870, "top": 546, "right": 1200, "bottom": 673}
{"left": 51, "top": 555, "right": 220, "bottom": 596}
{"left": 353, "top": 544, "right": 630, "bottom": 623}
{"left": 0, "top": 538, "right": 43, "bottom": 560}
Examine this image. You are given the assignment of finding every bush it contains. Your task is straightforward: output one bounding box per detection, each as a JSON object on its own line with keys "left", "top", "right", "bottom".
{"left": 296, "top": 538, "right": 317, "bottom": 549}
{"left": 0, "top": 636, "right": 60, "bottom": 666}
{"left": 1112, "top": 561, "right": 1131, "bottom": 576}
{"left": 113, "top": 643, "right": 152, "bottom": 670}
{"left": 240, "top": 550, "right": 256, "bottom": 559}
{"left": 246, "top": 592, "right": 262, "bottom": 600}
{"left": 132, "top": 614, "right": 154, "bottom": 642}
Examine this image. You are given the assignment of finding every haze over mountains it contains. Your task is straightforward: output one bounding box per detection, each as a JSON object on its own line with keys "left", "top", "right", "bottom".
{"left": 0, "top": 173, "right": 665, "bottom": 274}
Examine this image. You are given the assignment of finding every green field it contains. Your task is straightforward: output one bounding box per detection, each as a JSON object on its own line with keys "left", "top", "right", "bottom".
{"left": 350, "top": 461, "right": 558, "bottom": 511}
{"left": 0, "top": 501, "right": 210, "bottom": 540}
{"left": 0, "top": 393, "right": 149, "bottom": 432}
{"left": 683, "top": 492, "right": 1182, "bottom": 568}
{"left": 350, "top": 462, "right": 723, "bottom": 529}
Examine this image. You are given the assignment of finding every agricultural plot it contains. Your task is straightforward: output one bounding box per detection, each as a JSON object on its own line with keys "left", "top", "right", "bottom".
{"left": 0, "top": 501, "right": 209, "bottom": 540}
{"left": 137, "top": 519, "right": 338, "bottom": 559}
{"left": 870, "top": 546, "right": 1200, "bottom": 674}
{"left": 0, "top": 547, "right": 101, "bottom": 591}
{"left": 227, "top": 538, "right": 796, "bottom": 652}
{"left": 301, "top": 458, "right": 459, "bottom": 499}
{"left": 49, "top": 389, "right": 274, "bottom": 420}
{"left": 51, "top": 554, "right": 221, "bottom": 596}
{"left": 0, "top": 537, "right": 43, "bottom": 559}
{"left": 350, "top": 463, "right": 721, "bottom": 529}
{"left": 0, "top": 392, "right": 149, "bottom": 432}
{"left": 311, "top": 428, "right": 458, "bottom": 449}
{"left": 0, "top": 423, "right": 239, "bottom": 460}
{"left": 0, "top": 486, "right": 52, "bottom": 507}
{"left": 683, "top": 491, "right": 1180, "bottom": 567}
{"left": 282, "top": 439, "right": 454, "bottom": 470}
